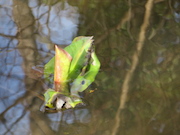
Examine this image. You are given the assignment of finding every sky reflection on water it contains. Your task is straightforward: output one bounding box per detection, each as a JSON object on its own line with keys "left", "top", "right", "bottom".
{"left": 1, "top": 0, "right": 180, "bottom": 135}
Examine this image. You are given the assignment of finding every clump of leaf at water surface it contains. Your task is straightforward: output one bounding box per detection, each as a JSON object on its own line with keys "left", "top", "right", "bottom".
{"left": 41, "top": 36, "right": 100, "bottom": 112}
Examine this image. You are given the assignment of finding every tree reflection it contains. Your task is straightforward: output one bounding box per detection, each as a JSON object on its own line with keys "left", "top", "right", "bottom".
{"left": 0, "top": 0, "right": 180, "bottom": 135}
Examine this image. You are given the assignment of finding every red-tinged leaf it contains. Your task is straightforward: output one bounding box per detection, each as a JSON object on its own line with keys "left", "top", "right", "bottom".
{"left": 54, "top": 45, "right": 72, "bottom": 94}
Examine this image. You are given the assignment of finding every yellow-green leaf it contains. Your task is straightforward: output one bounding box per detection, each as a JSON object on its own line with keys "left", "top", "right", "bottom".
{"left": 54, "top": 45, "right": 72, "bottom": 94}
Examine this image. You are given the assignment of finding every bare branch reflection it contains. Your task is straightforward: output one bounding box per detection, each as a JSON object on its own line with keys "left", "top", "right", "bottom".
{"left": 0, "top": 0, "right": 180, "bottom": 135}
{"left": 112, "top": 0, "right": 154, "bottom": 135}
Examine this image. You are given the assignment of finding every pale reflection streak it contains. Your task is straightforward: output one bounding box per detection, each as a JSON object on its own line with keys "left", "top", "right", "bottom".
{"left": 112, "top": 0, "right": 154, "bottom": 135}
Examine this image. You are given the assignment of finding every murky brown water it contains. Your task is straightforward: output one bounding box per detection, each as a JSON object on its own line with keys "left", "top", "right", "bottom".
{"left": 0, "top": 0, "right": 180, "bottom": 135}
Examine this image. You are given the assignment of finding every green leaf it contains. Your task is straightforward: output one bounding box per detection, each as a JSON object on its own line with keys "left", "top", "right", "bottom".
{"left": 44, "top": 36, "right": 93, "bottom": 83}
{"left": 43, "top": 36, "right": 101, "bottom": 110}
{"left": 44, "top": 57, "right": 54, "bottom": 84}
{"left": 70, "top": 51, "right": 100, "bottom": 97}
{"left": 43, "top": 89, "right": 84, "bottom": 110}
{"left": 44, "top": 89, "right": 60, "bottom": 108}
{"left": 65, "top": 36, "right": 93, "bottom": 80}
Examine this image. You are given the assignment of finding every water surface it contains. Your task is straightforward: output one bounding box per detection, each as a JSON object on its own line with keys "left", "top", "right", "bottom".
{"left": 0, "top": 0, "right": 180, "bottom": 135}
